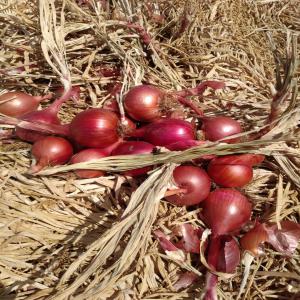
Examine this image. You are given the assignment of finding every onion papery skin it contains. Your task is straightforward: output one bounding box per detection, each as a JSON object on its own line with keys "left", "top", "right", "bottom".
{"left": 124, "top": 85, "right": 163, "bottom": 122}
{"left": 0, "top": 92, "right": 42, "bottom": 117}
{"left": 69, "top": 108, "right": 120, "bottom": 148}
{"left": 174, "top": 224, "right": 203, "bottom": 254}
{"left": 202, "top": 116, "right": 242, "bottom": 143}
{"left": 207, "top": 235, "right": 240, "bottom": 273}
{"left": 165, "top": 166, "right": 211, "bottom": 206}
{"left": 208, "top": 164, "right": 253, "bottom": 188}
{"left": 201, "top": 189, "right": 252, "bottom": 236}
{"left": 111, "top": 141, "right": 155, "bottom": 176}
{"left": 132, "top": 118, "right": 196, "bottom": 147}
{"left": 70, "top": 148, "right": 107, "bottom": 178}
{"left": 31, "top": 136, "right": 73, "bottom": 173}
{"left": 240, "top": 222, "right": 268, "bottom": 256}
{"left": 266, "top": 221, "right": 300, "bottom": 256}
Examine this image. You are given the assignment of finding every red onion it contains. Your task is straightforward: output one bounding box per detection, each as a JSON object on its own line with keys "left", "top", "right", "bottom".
{"left": 111, "top": 141, "right": 155, "bottom": 176}
{"left": 13, "top": 87, "right": 74, "bottom": 142}
{"left": 240, "top": 222, "right": 268, "bottom": 256}
{"left": 69, "top": 108, "right": 120, "bottom": 148}
{"left": 202, "top": 116, "right": 242, "bottom": 143}
{"left": 209, "top": 154, "right": 265, "bottom": 167}
{"left": 31, "top": 136, "right": 73, "bottom": 173}
{"left": 55, "top": 86, "right": 81, "bottom": 103}
{"left": 0, "top": 91, "right": 52, "bottom": 117}
{"left": 165, "top": 139, "right": 204, "bottom": 151}
{"left": 16, "top": 107, "right": 62, "bottom": 142}
{"left": 124, "top": 82, "right": 225, "bottom": 122}
{"left": 130, "top": 118, "right": 195, "bottom": 147}
{"left": 124, "top": 85, "right": 162, "bottom": 122}
{"left": 207, "top": 154, "right": 264, "bottom": 187}
{"left": 201, "top": 189, "right": 252, "bottom": 236}
{"left": 165, "top": 166, "right": 211, "bottom": 206}
{"left": 70, "top": 148, "right": 107, "bottom": 178}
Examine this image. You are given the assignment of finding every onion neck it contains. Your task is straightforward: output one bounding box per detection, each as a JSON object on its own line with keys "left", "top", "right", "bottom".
{"left": 101, "top": 138, "right": 123, "bottom": 155}
{"left": 17, "top": 120, "right": 70, "bottom": 136}
{"left": 46, "top": 86, "right": 73, "bottom": 115}
{"left": 176, "top": 96, "right": 204, "bottom": 117}
{"left": 175, "top": 81, "right": 225, "bottom": 98}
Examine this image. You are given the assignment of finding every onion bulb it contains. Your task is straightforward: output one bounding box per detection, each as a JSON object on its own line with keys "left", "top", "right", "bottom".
{"left": 124, "top": 82, "right": 225, "bottom": 122}
{"left": 207, "top": 154, "right": 264, "bottom": 187}
{"left": 70, "top": 148, "right": 107, "bottom": 178}
{"left": 202, "top": 116, "right": 242, "bottom": 143}
{"left": 240, "top": 222, "right": 268, "bottom": 256}
{"left": 130, "top": 118, "right": 195, "bottom": 147}
{"left": 201, "top": 189, "right": 252, "bottom": 236}
{"left": 31, "top": 136, "right": 73, "bottom": 173}
{"left": 111, "top": 141, "right": 155, "bottom": 176}
{"left": 69, "top": 108, "right": 120, "bottom": 148}
{"left": 165, "top": 165, "right": 211, "bottom": 206}
{"left": 0, "top": 91, "right": 51, "bottom": 117}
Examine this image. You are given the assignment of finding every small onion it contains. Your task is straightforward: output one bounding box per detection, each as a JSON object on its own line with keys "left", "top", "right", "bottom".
{"left": 165, "top": 165, "right": 211, "bottom": 206}
{"left": 124, "top": 82, "right": 225, "bottom": 122}
{"left": 202, "top": 116, "right": 242, "bottom": 143}
{"left": 31, "top": 136, "right": 73, "bottom": 173}
{"left": 69, "top": 108, "right": 120, "bottom": 148}
{"left": 207, "top": 154, "right": 265, "bottom": 187}
{"left": 14, "top": 88, "right": 75, "bottom": 142}
{"left": 0, "top": 91, "right": 51, "bottom": 117}
{"left": 130, "top": 118, "right": 195, "bottom": 147}
{"left": 111, "top": 141, "right": 155, "bottom": 176}
{"left": 70, "top": 148, "right": 107, "bottom": 178}
{"left": 124, "top": 85, "right": 162, "bottom": 122}
{"left": 240, "top": 222, "right": 268, "bottom": 256}
{"left": 201, "top": 189, "right": 252, "bottom": 236}
{"left": 208, "top": 164, "right": 252, "bottom": 188}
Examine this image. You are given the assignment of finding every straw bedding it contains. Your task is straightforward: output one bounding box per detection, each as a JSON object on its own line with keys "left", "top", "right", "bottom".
{"left": 0, "top": 0, "right": 299, "bottom": 299}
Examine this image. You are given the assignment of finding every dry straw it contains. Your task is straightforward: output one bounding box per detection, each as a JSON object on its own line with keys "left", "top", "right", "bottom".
{"left": 0, "top": 0, "right": 300, "bottom": 299}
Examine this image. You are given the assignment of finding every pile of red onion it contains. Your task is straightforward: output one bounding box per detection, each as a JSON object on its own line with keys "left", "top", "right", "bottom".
{"left": 1, "top": 83, "right": 299, "bottom": 299}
